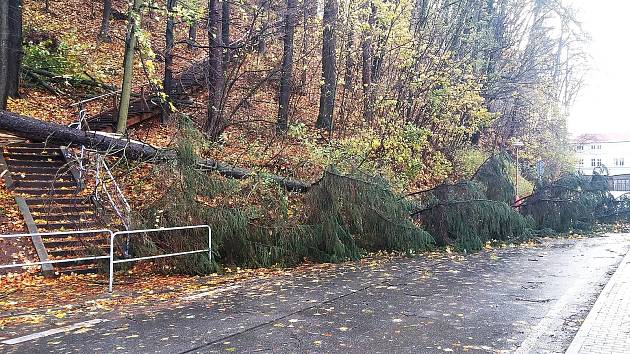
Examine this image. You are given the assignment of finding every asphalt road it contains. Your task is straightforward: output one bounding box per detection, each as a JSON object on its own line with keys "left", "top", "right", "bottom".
{"left": 2, "top": 234, "right": 629, "bottom": 354}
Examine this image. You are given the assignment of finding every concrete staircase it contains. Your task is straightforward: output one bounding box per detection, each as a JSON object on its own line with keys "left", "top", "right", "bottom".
{"left": 1, "top": 141, "right": 110, "bottom": 274}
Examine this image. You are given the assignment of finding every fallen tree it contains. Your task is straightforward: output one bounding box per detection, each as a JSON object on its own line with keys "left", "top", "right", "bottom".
{"left": 0, "top": 110, "right": 310, "bottom": 192}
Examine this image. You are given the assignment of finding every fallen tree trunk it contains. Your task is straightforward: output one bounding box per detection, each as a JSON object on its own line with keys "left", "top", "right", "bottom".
{"left": 0, "top": 110, "right": 310, "bottom": 192}
{"left": 0, "top": 110, "right": 163, "bottom": 160}
{"left": 197, "top": 159, "right": 310, "bottom": 192}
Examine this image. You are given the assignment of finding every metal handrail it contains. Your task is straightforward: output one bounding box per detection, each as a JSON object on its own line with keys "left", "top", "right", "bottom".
{"left": 0, "top": 225, "right": 212, "bottom": 293}
{"left": 0, "top": 230, "right": 114, "bottom": 270}
{"left": 95, "top": 155, "right": 131, "bottom": 231}
{"left": 69, "top": 90, "right": 122, "bottom": 107}
{"left": 108, "top": 225, "right": 212, "bottom": 292}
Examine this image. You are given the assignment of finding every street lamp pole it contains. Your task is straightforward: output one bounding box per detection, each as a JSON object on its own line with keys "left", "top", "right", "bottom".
{"left": 512, "top": 140, "right": 525, "bottom": 200}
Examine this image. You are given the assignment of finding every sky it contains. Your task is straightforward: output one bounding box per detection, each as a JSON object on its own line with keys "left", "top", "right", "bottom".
{"left": 566, "top": 0, "right": 630, "bottom": 135}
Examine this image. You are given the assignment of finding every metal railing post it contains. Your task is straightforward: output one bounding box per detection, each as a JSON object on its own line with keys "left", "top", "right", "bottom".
{"left": 109, "top": 233, "right": 115, "bottom": 293}
{"left": 208, "top": 226, "right": 212, "bottom": 263}
{"left": 108, "top": 225, "right": 211, "bottom": 292}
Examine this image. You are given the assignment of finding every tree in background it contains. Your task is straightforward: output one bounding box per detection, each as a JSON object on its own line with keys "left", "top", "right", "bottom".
{"left": 98, "top": 0, "right": 112, "bottom": 41}
{"left": 161, "top": 0, "right": 178, "bottom": 124}
{"left": 204, "top": 0, "right": 225, "bottom": 138}
{"left": 276, "top": 0, "right": 297, "bottom": 134}
{"left": 0, "top": 0, "right": 22, "bottom": 110}
{"left": 221, "top": 0, "right": 230, "bottom": 67}
{"left": 116, "top": 0, "right": 143, "bottom": 134}
{"left": 315, "top": 0, "right": 338, "bottom": 131}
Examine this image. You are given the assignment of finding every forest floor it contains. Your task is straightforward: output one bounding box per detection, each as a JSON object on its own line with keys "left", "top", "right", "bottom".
{"left": 0, "top": 234, "right": 628, "bottom": 353}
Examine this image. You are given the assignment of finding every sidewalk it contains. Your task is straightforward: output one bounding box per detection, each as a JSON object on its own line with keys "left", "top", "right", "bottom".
{"left": 566, "top": 249, "right": 630, "bottom": 353}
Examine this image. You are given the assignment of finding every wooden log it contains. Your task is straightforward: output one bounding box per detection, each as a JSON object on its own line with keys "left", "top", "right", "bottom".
{"left": 0, "top": 110, "right": 311, "bottom": 192}
{"left": 0, "top": 110, "right": 164, "bottom": 161}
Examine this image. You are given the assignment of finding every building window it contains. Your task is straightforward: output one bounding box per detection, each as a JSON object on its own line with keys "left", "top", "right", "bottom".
{"left": 576, "top": 145, "right": 584, "bottom": 151}
{"left": 591, "top": 144, "right": 602, "bottom": 150}
{"left": 614, "top": 179, "right": 630, "bottom": 191}
{"left": 615, "top": 158, "right": 625, "bottom": 166}
{"left": 591, "top": 159, "right": 596, "bottom": 167}
{"left": 578, "top": 159, "right": 584, "bottom": 166}
{"left": 597, "top": 159, "right": 602, "bottom": 167}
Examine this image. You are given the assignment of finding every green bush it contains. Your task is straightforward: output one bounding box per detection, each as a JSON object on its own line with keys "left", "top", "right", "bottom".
{"left": 520, "top": 174, "right": 617, "bottom": 232}
{"left": 132, "top": 121, "right": 434, "bottom": 274}
{"left": 413, "top": 153, "right": 533, "bottom": 251}
{"left": 22, "top": 40, "right": 79, "bottom": 76}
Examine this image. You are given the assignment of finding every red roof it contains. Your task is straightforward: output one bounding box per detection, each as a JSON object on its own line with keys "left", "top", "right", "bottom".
{"left": 571, "top": 133, "right": 630, "bottom": 144}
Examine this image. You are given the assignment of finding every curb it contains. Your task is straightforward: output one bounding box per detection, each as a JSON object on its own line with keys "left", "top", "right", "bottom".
{"left": 565, "top": 247, "right": 630, "bottom": 353}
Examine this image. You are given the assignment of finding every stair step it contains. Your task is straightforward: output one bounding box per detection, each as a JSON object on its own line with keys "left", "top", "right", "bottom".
{"left": 55, "top": 265, "right": 101, "bottom": 275}
{"left": 38, "top": 225, "right": 100, "bottom": 233}
{"left": 27, "top": 197, "right": 92, "bottom": 206}
{"left": 6, "top": 160, "right": 66, "bottom": 168}
{"left": 15, "top": 188, "right": 78, "bottom": 196}
{"left": 5, "top": 147, "right": 63, "bottom": 155}
{"left": 14, "top": 174, "right": 74, "bottom": 182}
{"left": 8, "top": 142, "right": 54, "bottom": 148}
{"left": 6, "top": 166, "right": 71, "bottom": 174}
{"left": 30, "top": 204, "right": 94, "bottom": 213}
{"left": 4, "top": 153, "right": 64, "bottom": 161}
{"left": 48, "top": 247, "right": 109, "bottom": 257}
{"left": 15, "top": 180, "right": 77, "bottom": 189}
{"left": 44, "top": 237, "right": 109, "bottom": 248}
{"left": 33, "top": 213, "right": 95, "bottom": 222}
{"left": 37, "top": 226, "right": 104, "bottom": 235}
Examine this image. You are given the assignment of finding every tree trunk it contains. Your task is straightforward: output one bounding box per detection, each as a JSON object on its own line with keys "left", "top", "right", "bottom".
{"left": 339, "top": 8, "right": 354, "bottom": 125}
{"left": 116, "top": 0, "right": 142, "bottom": 134}
{"left": 257, "top": 0, "right": 269, "bottom": 53}
{"left": 162, "top": 0, "right": 178, "bottom": 124}
{"left": 187, "top": 21, "right": 198, "bottom": 50}
{"left": 99, "top": 0, "right": 112, "bottom": 41}
{"left": 0, "top": 110, "right": 162, "bottom": 160}
{"left": 361, "top": 1, "right": 375, "bottom": 122}
{"left": 361, "top": 1, "right": 374, "bottom": 93}
{"left": 7, "top": 0, "right": 21, "bottom": 98}
{"left": 0, "top": 0, "right": 22, "bottom": 110}
{"left": 276, "top": 0, "right": 297, "bottom": 134}
{"left": 0, "top": 110, "right": 311, "bottom": 192}
{"left": 315, "top": 0, "right": 338, "bottom": 131}
{"left": 221, "top": 0, "right": 230, "bottom": 66}
{"left": 298, "top": 0, "right": 310, "bottom": 94}
{"left": 203, "top": 0, "right": 225, "bottom": 138}
{"left": 0, "top": 0, "right": 9, "bottom": 110}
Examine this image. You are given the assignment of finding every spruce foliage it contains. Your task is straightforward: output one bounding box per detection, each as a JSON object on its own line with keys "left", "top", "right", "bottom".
{"left": 413, "top": 154, "right": 533, "bottom": 251}
{"left": 133, "top": 121, "right": 434, "bottom": 273}
{"left": 520, "top": 173, "right": 616, "bottom": 232}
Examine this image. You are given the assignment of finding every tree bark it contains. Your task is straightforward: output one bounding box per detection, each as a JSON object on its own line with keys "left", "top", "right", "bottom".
{"left": 203, "top": 0, "right": 225, "bottom": 138}
{"left": 361, "top": 1, "right": 375, "bottom": 122}
{"left": 0, "top": 110, "right": 311, "bottom": 192}
{"left": 187, "top": 20, "right": 198, "bottom": 50}
{"left": 0, "top": 0, "right": 8, "bottom": 110}
{"left": 0, "top": 110, "right": 162, "bottom": 160}
{"left": 99, "top": 0, "right": 112, "bottom": 41}
{"left": 315, "top": 0, "right": 338, "bottom": 131}
{"left": 221, "top": 0, "right": 230, "bottom": 67}
{"left": 257, "top": 0, "right": 269, "bottom": 53}
{"left": 162, "top": 0, "right": 178, "bottom": 124}
{"left": 0, "top": 0, "right": 22, "bottom": 109}
{"left": 276, "top": 0, "right": 297, "bottom": 134}
{"left": 361, "top": 1, "right": 374, "bottom": 93}
{"left": 117, "top": 0, "right": 143, "bottom": 134}
{"left": 297, "top": 0, "right": 312, "bottom": 94}
{"left": 7, "top": 0, "right": 21, "bottom": 98}
{"left": 339, "top": 6, "right": 354, "bottom": 125}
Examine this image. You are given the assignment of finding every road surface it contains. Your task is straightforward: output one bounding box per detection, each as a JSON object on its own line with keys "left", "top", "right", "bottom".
{"left": 1, "top": 234, "right": 628, "bottom": 353}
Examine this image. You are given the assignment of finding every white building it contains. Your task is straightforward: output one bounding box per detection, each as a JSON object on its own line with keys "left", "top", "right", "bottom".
{"left": 573, "top": 133, "right": 630, "bottom": 194}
